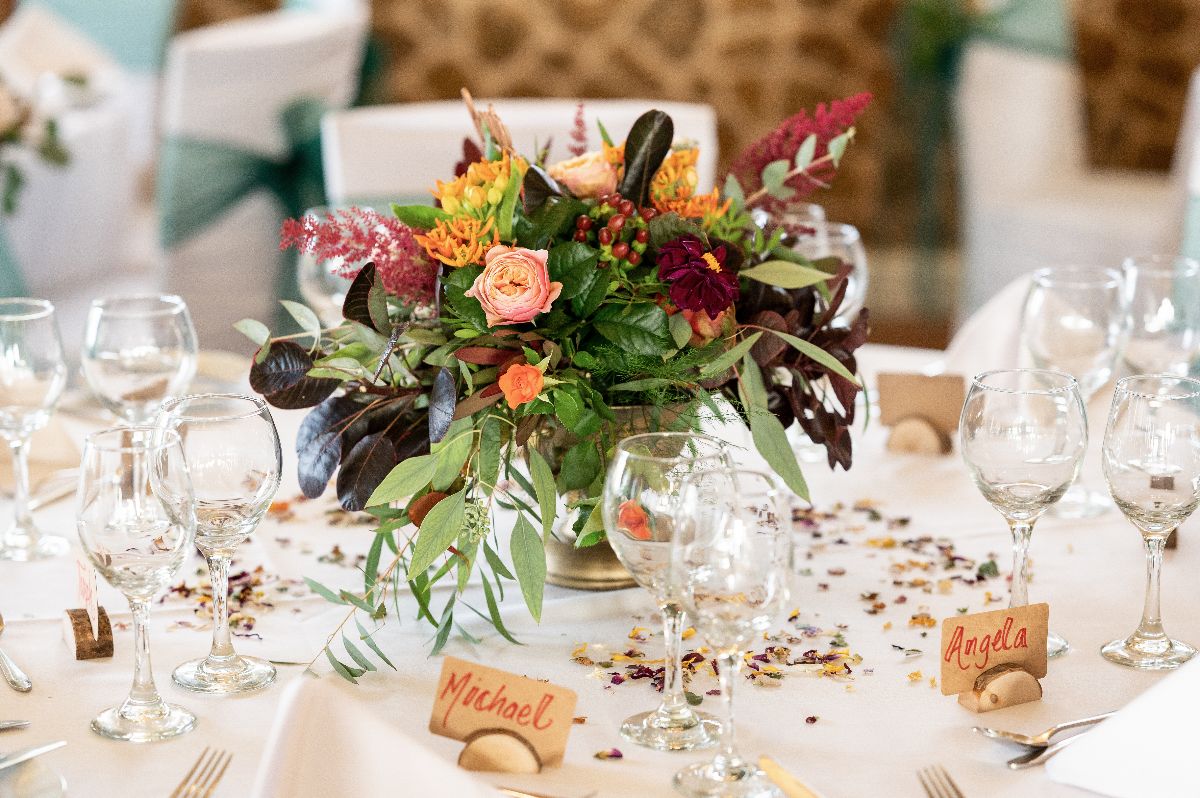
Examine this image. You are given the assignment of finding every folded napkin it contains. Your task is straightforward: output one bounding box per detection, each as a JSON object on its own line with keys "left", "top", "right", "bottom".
{"left": 251, "top": 678, "right": 496, "bottom": 798}
{"left": 0, "top": 5, "right": 120, "bottom": 98}
{"left": 938, "top": 273, "right": 1031, "bottom": 379}
{"left": 1046, "top": 658, "right": 1200, "bottom": 797}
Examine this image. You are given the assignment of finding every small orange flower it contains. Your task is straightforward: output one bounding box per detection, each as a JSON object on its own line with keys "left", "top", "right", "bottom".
{"left": 650, "top": 148, "right": 731, "bottom": 223}
{"left": 498, "top": 363, "right": 544, "bottom": 409}
{"left": 414, "top": 216, "right": 499, "bottom": 268}
{"left": 617, "top": 500, "right": 652, "bottom": 541}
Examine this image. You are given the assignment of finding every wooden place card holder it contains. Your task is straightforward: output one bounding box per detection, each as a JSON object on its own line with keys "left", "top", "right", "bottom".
{"left": 63, "top": 607, "right": 113, "bottom": 659}
{"left": 940, "top": 603, "right": 1049, "bottom": 713}
{"left": 876, "top": 373, "right": 966, "bottom": 455}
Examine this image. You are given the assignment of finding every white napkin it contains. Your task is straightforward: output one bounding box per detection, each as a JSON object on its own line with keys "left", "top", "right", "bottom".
{"left": 251, "top": 678, "right": 496, "bottom": 798}
{"left": 0, "top": 5, "right": 120, "bottom": 97}
{"left": 1046, "top": 657, "right": 1200, "bottom": 797}
{"left": 938, "top": 273, "right": 1032, "bottom": 378}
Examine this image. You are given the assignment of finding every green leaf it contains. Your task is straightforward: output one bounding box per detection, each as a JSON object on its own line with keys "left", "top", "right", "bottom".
{"left": 794, "top": 133, "right": 817, "bottom": 171}
{"left": 593, "top": 303, "right": 672, "bottom": 357}
{"left": 722, "top": 174, "right": 745, "bottom": 207}
{"left": 481, "top": 574, "right": 522, "bottom": 645}
{"left": 765, "top": 329, "right": 860, "bottom": 384}
{"left": 280, "top": 300, "right": 322, "bottom": 346}
{"left": 547, "top": 241, "right": 601, "bottom": 300}
{"left": 827, "top": 128, "right": 854, "bottom": 167}
{"left": 367, "top": 453, "right": 438, "bottom": 507}
{"left": 431, "top": 596, "right": 456, "bottom": 655}
{"left": 355, "top": 619, "right": 396, "bottom": 670}
{"left": 760, "top": 159, "right": 791, "bottom": 193}
{"left": 698, "top": 332, "right": 762, "bottom": 379}
{"left": 478, "top": 415, "right": 502, "bottom": 495}
{"left": 559, "top": 440, "right": 600, "bottom": 492}
{"left": 325, "top": 648, "right": 360, "bottom": 683}
{"left": 669, "top": 312, "right": 693, "bottom": 349}
{"left": 597, "top": 117, "right": 614, "bottom": 146}
{"left": 740, "top": 357, "right": 809, "bottom": 502}
{"left": 390, "top": 203, "right": 450, "bottom": 229}
{"left": 527, "top": 447, "right": 557, "bottom": 538}
{"left": 364, "top": 531, "right": 384, "bottom": 593}
{"left": 617, "top": 110, "right": 673, "bottom": 206}
{"left": 339, "top": 590, "right": 376, "bottom": 613}
{"left": 648, "top": 212, "right": 707, "bottom": 250}
{"left": 739, "top": 259, "right": 834, "bottom": 290}
{"left": 440, "top": 266, "right": 488, "bottom": 332}
{"left": 342, "top": 633, "right": 377, "bottom": 672}
{"left": 511, "top": 514, "right": 546, "bottom": 622}
{"left": 496, "top": 160, "right": 525, "bottom": 240}
{"left": 407, "top": 488, "right": 467, "bottom": 577}
{"left": 608, "top": 378, "right": 679, "bottom": 393}
{"left": 484, "top": 540, "right": 515, "bottom": 580}
{"left": 574, "top": 503, "right": 605, "bottom": 548}
{"left": 234, "top": 319, "right": 270, "bottom": 347}
{"left": 304, "top": 577, "right": 347, "bottom": 605}
{"left": 432, "top": 430, "right": 473, "bottom": 491}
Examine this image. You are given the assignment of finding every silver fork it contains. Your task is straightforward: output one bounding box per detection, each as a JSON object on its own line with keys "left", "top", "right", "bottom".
{"left": 918, "top": 765, "right": 965, "bottom": 798}
{"left": 169, "top": 747, "right": 232, "bottom": 798}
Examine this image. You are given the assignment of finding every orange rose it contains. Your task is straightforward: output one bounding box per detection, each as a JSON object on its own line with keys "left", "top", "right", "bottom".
{"left": 547, "top": 150, "right": 619, "bottom": 199}
{"left": 617, "top": 499, "right": 652, "bottom": 541}
{"left": 498, "top": 363, "right": 544, "bottom": 409}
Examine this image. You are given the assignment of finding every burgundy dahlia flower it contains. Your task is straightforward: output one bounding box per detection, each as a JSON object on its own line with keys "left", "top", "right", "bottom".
{"left": 656, "top": 235, "right": 739, "bottom": 318}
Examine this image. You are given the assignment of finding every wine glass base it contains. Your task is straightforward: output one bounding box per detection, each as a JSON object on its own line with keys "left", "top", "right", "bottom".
{"left": 1101, "top": 636, "right": 1196, "bottom": 670}
{"left": 91, "top": 702, "right": 195, "bottom": 742}
{"left": 1048, "top": 631, "right": 1070, "bottom": 659}
{"left": 1049, "top": 487, "right": 1112, "bottom": 520}
{"left": 0, "top": 533, "right": 69, "bottom": 561}
{"left": 620, "top": 709, "right": 720, "bottom": 751}
{"left": 673, "top": 761, "right": 783, "bottom": 798}
{"left": 173, "top": 654, "right": 276, "bottom": 694}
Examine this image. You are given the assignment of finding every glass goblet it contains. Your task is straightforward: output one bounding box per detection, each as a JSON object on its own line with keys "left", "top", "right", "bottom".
{"left": 81, "top": 295, "right": 198, "bottom": 425}
{"left": 1100, "top": 375, "right": 1200, "bottom": 669}
{"left": 76, "top": 426, "right": 196, "bottom": 741}
{"left": 960, "top": 369, "right": 1088, "bottom": 657}
{"left": 786, "top": 221, "right": 868, "bottom": 324}
{"left": 672, "top": 468, "right": 790, "bottom": 798}
{"left": 160, "top": 394, "right": 282, "bottom": 694}
{"left": 1020, "top": 265, "right": 1130, "bottom": 518}
{"left": 1121, "top": 255, "right": 1200, "bottom": 376}
{"left": 602, "top": 432, "right": 730, "bottom": 752}
{"left": 0, "top": 298, "right": 69, "bottom": 560}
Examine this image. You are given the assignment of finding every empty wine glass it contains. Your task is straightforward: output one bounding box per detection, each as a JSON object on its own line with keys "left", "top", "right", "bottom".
{"left": 76, "top": 427, "right": 196, "bottom": 741}
{"left": 82, "top": 295, "right": 198, "bottom": 425}
{"left": 160, "top": 394, "right": 281, "bottom": 693}
{"left": 1122, "top": 255, "right": 1200, "bottom": 376}
{"left": 672, "top": 468, "right": 790, "bottom": 798}
{"left": 785, "top": 221, "right": 868, "bottom": 324}
{"left": 960, "top": 369, "right": 1088, "bottom": 657}
{"left": 1020, "top": 266, "right": 1130, "bottom": 518}
{"left": 0, "top": 298, "right": 69, "bottom": 560}
{"left": 602, "top": 432, "right": 730, "bottom": 752}
{"left": 1100, "top": 375, "right": 1200, "bottom": 669}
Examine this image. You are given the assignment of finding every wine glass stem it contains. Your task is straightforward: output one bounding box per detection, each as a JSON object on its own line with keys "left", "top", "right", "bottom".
{"left": 5, "top": 436, "right": 35, "bottom": 538}
{"left": 713, "top": 651, "right": 743, "bottom": 774}
{"left": 657, "top": 602, "right": 689, "bottom": 720}
{"left": 1007, "top": 519, "right": 1033, "bottom": 608}
{"left": 1134, "top": 535, "right": 1168, "bottom": 643}
{"left": 206, "top": 553, "right": 236, "bottom": 661}
{"left": 126, "top": 598, "right": 163, "bottom": 709}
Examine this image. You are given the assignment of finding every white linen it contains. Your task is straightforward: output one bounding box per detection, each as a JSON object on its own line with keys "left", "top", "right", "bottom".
{"left": 1046, "top": 658, "right": 1200, "bottom": 797}
{"left": 0, "top": 5, "right": 121, "bottom": 97}
{"left": 938, "top": 273, "right": 1031, "bottom": 378}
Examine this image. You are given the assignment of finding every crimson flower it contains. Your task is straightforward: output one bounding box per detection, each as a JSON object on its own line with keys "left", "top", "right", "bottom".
{"left": 656, "top": 235, "right": 739, "bottom": 318}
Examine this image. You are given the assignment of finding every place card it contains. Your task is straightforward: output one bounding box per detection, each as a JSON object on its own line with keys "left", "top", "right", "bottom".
{"left": 76, "top": 553, "right": 99, "bottom": 638}
{"left": 939, "top": 602, "right": 1048, "bottom": 697}
{"left": 429, "top": 655, "right": 578, "bottom": 769}
{"left": 877, "top": 373, "right": 965, "bottom": 433}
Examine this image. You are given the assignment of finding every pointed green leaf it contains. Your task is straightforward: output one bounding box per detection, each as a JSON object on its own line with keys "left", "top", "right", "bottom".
{"left": 723, "top": 173, "right": 745, "bottom": 207}
{"left": 669, "top": 312, "right": 693, "bottom": 349}
{"left": 304, "top": 577, "right": 347, "bottom": 605}
{"left": 280, "top": 300, "right": 322, "bottom": 346}
{"left": 765, "top": 329, "right": 859, "bottom": 384}
{"left": 407, "top": 488, "right": 467, "bottom": 577}
{"left": 325, "top": 648, "right": 360, "bottom": 683}
{"left": 828, "top": 128, "right": 854, "bottom": 168}
{"left": 366, "top": 453, "right": 438, "bottom": 507}
{"left": 527, "top": 447, "right": 557, "bottom": 538}
{"left": 511, "top": 513, "right": 546, "bottom": 622}
{"left": 481, "top": 574, "right": 521, "bottom": 645}
{"left": 794, "top": 133, "right": 817, "bottom": 171}
{"left": 739, "top": 260, "right": 834, "bottom": 290}
{"left": 356, "top": 618, "right": 396, "bottom": 670}
{"left": 342, "top": 633, "right": 377, "bottom": 672}
{"left": 431, "top": 596, "right": 456, "bottom": 655}
{"left": 698, "top": 332, "right": 762, "bottom": 379}
{"left": 234, "top": 319, "right": 270, "bottom": 347}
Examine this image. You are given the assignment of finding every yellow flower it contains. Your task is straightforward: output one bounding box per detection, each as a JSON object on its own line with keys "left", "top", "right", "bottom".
{"left": 414, "top": 216, "right": 499, "bottom": 268}
{"left": 650, "top": 147, "right": 731, "bottom": 223}
{"left": 431, "top": 152, "right": 526, "bottom": 221}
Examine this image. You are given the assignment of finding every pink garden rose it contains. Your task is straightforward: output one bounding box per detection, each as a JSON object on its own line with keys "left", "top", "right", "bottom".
{"left": 547, "top": 150, "right": 618, "bottom": 199}
{"left": 466, "top": 246, "right": 562, "bottom": 327}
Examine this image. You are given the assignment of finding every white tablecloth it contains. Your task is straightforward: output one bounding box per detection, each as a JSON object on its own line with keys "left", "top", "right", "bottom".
{"left": 0, "top": 344, "right": 1191, "bottom": 797}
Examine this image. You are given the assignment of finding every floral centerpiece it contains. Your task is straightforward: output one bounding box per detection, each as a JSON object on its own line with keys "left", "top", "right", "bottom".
{"left": 242, "top": 91, "right": 871, "bottom": 673}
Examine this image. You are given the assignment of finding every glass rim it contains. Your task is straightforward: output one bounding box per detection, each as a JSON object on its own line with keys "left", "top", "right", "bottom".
{"left": 1114, "top": 374, "right": 1200, "bottom": 401}
{"left": 802, "top": 220, "right": 860, "bottom": 243}
{"left": 88, "top": 294, "right": 189, "bottom": 319}
{"left": 971, "top": 368, "right": 1080, "bottom": 396}
{"left": 614, "top": 432, "right": 728, "bottom": 464}
{"left": 160, "top": 393, "right": 269, "bottom": 424}
{"left": 1031, "top": 265, "right": 1125, "bottom": 290}
{"left": 85, "top": 426, "right": 183, "bottom": 453}
{"left": 0, "top": 297, "right": 55, "bottom": 321}
{"left": 1121, "top": 254, "right": 1200, "bottom": 277}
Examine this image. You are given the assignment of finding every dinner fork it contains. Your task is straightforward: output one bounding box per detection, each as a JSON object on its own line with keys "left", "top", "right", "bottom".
{"left": 918, "top": 765, "right": 965, "bottom": 798}
{"left": 169, "top": 747, "right": 232, "bottom": 798}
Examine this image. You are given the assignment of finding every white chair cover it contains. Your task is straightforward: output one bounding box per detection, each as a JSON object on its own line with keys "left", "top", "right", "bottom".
{"left": 321, "top": 99, "right": 719, "bottom": 207}
{"left": 157, "top": 8, "right": 367, "bottom": 352}
{"left": 1178, "top": 66, "right": 1200, "bottom": 261}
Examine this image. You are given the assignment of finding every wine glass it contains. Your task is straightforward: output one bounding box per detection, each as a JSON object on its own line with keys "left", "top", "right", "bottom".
{"left": 160, "top": 393, "right": 281, "bottom": 693}
{"left": 81, "top": 295, "right": 198, "bottom": 425}
{"left": 1100, "top": 375, "right": 1200, "bottom": 669}
{"left": 1020, "top": 266, "right": 1130, "bottom": 518}
{"left": 960, "top": 369, "right": 1088, "bottom": 658}
{"left": 602, "top": 432, "right": 730, "bottom": 751}
{"left": 1121, "top": 255, "right": 1200, "bottom": 376}
{"left": 76, "top": 426, "right": 196, "bottom": 741}
{"left": 785, "top": 221, "right": 868, "bottom": 324}
{"left": 672, "top": 468, "right": 790, "bottom": 798}
{"left": 0, "top": 298, "right": 69, "bottom": 560}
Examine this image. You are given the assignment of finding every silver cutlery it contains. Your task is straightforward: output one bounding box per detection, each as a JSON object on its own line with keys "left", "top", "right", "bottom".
{"left": 170, "top": 747, "right": 232, "bottom": 798}
{"left": 917, "top": 765, "right": 965, "bottom": 798}
{"left": 0, "top": 721, "right": 29, "bottom": 732}
{"left": 498, "top": 790, "right": 594, "bottom": 798}
{"left": 1007, "top": 734, "right": 1081, "bottom": 769}
{"left": 973, "top": 711, "right": 1113, "bottom": 748}
{"left": 0, "top": 613, "right": 31, "bottom": 692}
{"left": 0, "top": 740, "right": 66, "bottom": 774}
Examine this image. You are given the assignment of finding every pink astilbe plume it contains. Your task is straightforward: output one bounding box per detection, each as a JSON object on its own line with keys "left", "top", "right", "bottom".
{"left": 280, "top": 207, "right": 438, "bottom": 305}
{"left": 568, "top": 101, "right": 588, "bottom": 156}
{"left": 728, "top": 92, "right": 873, "bottom": 206}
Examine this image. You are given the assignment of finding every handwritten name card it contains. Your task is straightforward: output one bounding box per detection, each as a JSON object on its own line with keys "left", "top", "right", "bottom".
{"left": 939, "top": 603, "right": 1048, "bottom": 696}
{"left": 429, "top": 655, "right": 577, "bottom": 767}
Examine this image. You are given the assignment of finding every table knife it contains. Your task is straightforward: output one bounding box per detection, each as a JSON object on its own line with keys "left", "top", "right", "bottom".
{"left": 0, "top": 741, "right": 66, "bottom": 774}
{"left": 0, "top": 721, "right": 29, "bottom": 732}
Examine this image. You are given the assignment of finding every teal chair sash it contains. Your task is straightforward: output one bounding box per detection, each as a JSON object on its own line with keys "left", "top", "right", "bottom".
{"left": 1184, "top": 195, "right": 1200, "bottom": 262}
{"left": 0, "top": 223, "right": 25, "bottom": 298}
{"left": 26, "top": 0, "right": 179, "bottom": 72}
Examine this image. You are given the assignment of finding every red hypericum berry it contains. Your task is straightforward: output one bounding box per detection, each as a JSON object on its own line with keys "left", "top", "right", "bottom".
{"left": 610, "top": 191, "right": 622, "bottom": 203}
{"left": 612, "top": 241, "right": 630, "bottom": 259}
{"left": 626, "top": 250, "right": 642, "bottom": 266}
{"left": 607, "top": 214, "right": 626, "bottom": 232}
{"left": 573, "top": 230, "right": 589, "bottom": 243}
{"left": 576, "top": 214, "right": 593, "bottom": 231}
{"left": 598, "top": 227, "right": 613, "bottom": 245}
{"left": 634, "top": 229, "right": 649, "bottom": 244}
{"left": 618, "top": 200, "right": 635, "bottom": 217}
{"left": 639, "top": 207, "right": 657, "bottom": 221}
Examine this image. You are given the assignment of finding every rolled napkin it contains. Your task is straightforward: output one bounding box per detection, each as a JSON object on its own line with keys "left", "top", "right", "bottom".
{"left": 251, "top": 678, "right": 496, "bottom": 798}
{"left": 1046, "top": 658, "right": 1200, "bottom": 797}
{"left": 939, "top": 273, "right": 1031, "bottom": 378}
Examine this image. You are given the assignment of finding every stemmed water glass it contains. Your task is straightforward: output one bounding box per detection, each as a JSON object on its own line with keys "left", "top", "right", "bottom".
{"left": 960, "top": 369, "right": 1088, "bottom": 658}
{"left": 160, "top": 394, "right": 282, "bottom": 693}
{"left": 1100, "top": 375, "right": 1200, "bottom": 669}
{"left": 671, "top": 468, "right": 790, "bottom": 798}
{"left": 1020, "top": 265, "right": 1130, "bottom": 518}
{"left": 786, "top": 220, "right": 869, "bottom": 324}
{"left": 82, "top": 295, "right": 198, "bottom": 425}
{"left": 1121, "top": 255, "right": 1200, "bottom": 376}
{"left": 602, "top": 432, "right": 730, "bottom": 751}
{"left": 0, "top": 298, "right": 69, "bottom": 560}
{"left": 76, "top": 427, "right": 196, "bottom": 741}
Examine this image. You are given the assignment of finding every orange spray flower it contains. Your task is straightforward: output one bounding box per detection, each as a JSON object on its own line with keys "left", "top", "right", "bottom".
{"left": 498, "top": 363, "right": 544, "bottom": 409}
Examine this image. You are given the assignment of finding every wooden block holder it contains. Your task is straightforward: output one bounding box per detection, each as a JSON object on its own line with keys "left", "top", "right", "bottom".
{"left": 457, "top": 728, "right": 542, "bottom": 774}
{"left": 885, "top": 414, "right": 953, "bottom": 455}
{"left": 63, "top": 607, "right": 114, "bottom": 660}
{"left": 957, "top": 663, "right": 1042, "bottom": 713}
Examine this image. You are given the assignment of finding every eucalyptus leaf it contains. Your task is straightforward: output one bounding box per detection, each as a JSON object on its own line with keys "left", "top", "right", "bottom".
{"left": 325, "top": 648, "right": 360, "bottom": 683}
{"left": 432, "top": 429, "right": 473, "bottom": 491}
{"left": 367, "top": 452, "right": 438, "bottom": 506}
{"left": 766, "top": 329, "right": 860, "bottom": 384}
{"left": 527, "top": 447, "right": 557, "bottom": 538}
{"left": 722, "top": 174, "right": 745, "bottom": 208}
{"left": 280, "top": 300, "right": 322, "bottom": 346}
{"left": 407, "top": 488, "right": 467, "bottom": 577}
{"left": 481, "top": 574, "right": 521, "bottom": 645}
{"left": 342, "top": 633, "right": 377, "bottom": 672}
{"left": 698, "top": 332, "right": 762, "bottom": 379}
{"left": 739, "top": 260, "right": 834, "bottom": 290}
{"left": 305, "top": 577, "right": 347, "bottom": 605}
{"left": 794, "top": 133, "right": 817, "bottom": 171}
{"left": 390, "top": 203, "right": 450, "bottom": 229}
{"left": 828, "top": 129, "right": 854, "bottom": 167}
{"left": 510, "top": 514, "right": 546, "bottom": 622}
{"left": 356, "top": 618, "right": 396, "bottom": 670}
{"left": 234, "top": 318, "right": 270, "bottom": 347}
